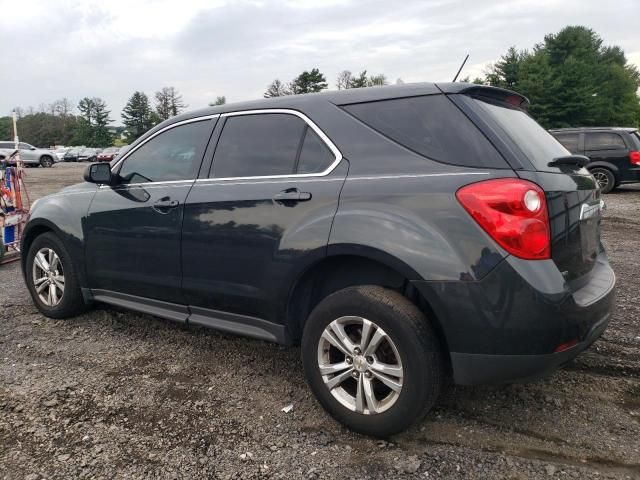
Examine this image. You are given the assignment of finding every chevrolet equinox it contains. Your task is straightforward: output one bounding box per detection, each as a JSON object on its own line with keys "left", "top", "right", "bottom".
{"left": 21, "top": 83, "right": 616, "bottom": 436}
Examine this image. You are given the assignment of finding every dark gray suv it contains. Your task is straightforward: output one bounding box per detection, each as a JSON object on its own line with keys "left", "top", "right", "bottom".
{"left": 21, "top": 83, "right": 615, "bottom": 436}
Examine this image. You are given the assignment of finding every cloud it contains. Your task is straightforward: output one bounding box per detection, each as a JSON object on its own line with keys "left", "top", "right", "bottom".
{"left": 1, "top": 0, "right": 638, "bottom": 124}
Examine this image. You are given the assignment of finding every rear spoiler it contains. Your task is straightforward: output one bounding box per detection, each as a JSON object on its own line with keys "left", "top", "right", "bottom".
{"left": 436, "top": 83, "right": 530, "bottom": 110}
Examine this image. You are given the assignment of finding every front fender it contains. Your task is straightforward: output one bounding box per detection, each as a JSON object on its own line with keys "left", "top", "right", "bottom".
{"left": 22, "top": 185, "right": 96, "bottom": 286}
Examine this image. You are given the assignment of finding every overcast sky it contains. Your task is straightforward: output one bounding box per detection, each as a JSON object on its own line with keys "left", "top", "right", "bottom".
{"left": 1, "top": 0, "right": 639, "bottom": 123}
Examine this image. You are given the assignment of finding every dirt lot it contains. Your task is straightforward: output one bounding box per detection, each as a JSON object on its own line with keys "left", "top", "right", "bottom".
{"left": 1, "top": 163, "right": 639, "bottom": 479}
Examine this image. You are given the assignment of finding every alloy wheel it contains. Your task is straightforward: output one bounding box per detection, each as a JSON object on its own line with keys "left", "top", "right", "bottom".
{"left": 32, "top": 247, "right": 65, "bottom": 307}
{"left": 317, "top": 316, "right": 403, "bottom": 415}
{"left": 592, "top": 171, "right": 609, "bottom": 190}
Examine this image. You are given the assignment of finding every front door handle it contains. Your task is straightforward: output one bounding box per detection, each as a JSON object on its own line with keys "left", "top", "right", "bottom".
{"left": 152, "top": 197, "right": 179, "bottom": 213}
{"left": 273, "top": 189, "right": 312, "bottom": 203}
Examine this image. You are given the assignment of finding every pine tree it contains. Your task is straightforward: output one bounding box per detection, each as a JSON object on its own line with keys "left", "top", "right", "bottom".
{"left": 92, "top": 98, "right": 113, "bottom": 147}
{"left": 122, "top": 92, "right": 156, "bottom": 142}
{"left": 290, "top": 68, "right": 327, "bottom": 94}
{"left": 209, "top": 96, "right": 226, "bottom": 106}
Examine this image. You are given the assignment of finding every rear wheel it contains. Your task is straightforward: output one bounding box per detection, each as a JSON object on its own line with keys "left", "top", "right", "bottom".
{"left": 40, "top": 155, "right": 54, "bottom": 168}
{"left": 25, "top": 232, "right": 86, "bottom": 318}
{"left": 590, "top": 167, "right": 615, "bottom": 193}
{"left": 301, "top": 285, "right": 443, "bottom": 437}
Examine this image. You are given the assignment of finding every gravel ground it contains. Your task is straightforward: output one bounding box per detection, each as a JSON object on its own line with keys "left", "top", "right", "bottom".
{"left": 1, "top": 163, "right": 639, "bottom": 479}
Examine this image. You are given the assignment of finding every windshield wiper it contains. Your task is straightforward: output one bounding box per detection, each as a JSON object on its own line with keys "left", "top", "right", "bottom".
{"left": 547, "top": 155, "right": 590, "bottom": 168}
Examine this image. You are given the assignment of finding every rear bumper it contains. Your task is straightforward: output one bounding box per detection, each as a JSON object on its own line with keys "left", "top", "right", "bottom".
{"left": 449, "top": 311, "right": 609, "bottom": 384}
{"left": 412, "top": 250, "right": 615, "bottom": 385}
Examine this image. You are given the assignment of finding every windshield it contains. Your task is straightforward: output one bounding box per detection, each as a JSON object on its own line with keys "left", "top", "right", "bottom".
{"left": 103, "top": 147, "right": 118, "bottom": 153}
{"left": 472, "top": 98, "right": 571, "bottom": 171}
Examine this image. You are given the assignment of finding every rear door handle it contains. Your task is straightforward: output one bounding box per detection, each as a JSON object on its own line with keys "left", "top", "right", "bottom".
{"left": 273, "top": 189, "right": 312, "bottom": 203}
{"left": 152, "top": 197, "right": 179, "bottom": 213}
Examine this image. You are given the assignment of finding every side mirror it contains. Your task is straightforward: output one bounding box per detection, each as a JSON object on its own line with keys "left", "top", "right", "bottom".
{"left": 84, "top": 162, "right": 112, "bottom": 185}
{"left": 30, "top": 146, "right": 36, "bottom": 150}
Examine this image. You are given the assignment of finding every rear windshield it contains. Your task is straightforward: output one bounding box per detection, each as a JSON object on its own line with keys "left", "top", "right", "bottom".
{"left": 342, "top": 95, "right": 508, "bottom": 169}
{"left": 472, "top": 98, "right": 570, "bottom": 171}
{"left": 631, "top": 131, "right": 640, "bottom": 150}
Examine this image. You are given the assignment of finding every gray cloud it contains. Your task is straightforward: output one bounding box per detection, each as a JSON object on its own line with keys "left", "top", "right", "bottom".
{"left": 1, "top": 0, "right": 638, "bottom": 123}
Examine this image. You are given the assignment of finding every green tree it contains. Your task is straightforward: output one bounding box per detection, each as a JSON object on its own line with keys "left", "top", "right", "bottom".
{"left": 264, "top": 79, "right": 291, "bottom": 98}
{"left": 484, "top": 26, "right": 640, "bottom": 128}
{"left": 72, "top": 97, "right": 112, "bottom": 146}
{"left": 290, "top": 68, "right": 327, "bottom": 94}
{"left": 122, "top": 91, "right": 156, "bottom": 142}
{"left": 0, "top": 117, "right": 12, "bottom": 140}
{"left": 92, "top": 98, "right": 113, "bottom": 147}
{"left": 155, "top": 87, "right": 186, "bottom": 120}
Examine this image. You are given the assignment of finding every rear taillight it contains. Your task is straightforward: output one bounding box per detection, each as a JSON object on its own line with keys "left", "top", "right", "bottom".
{"left": 456, "top": 178, "right": 551, "bottom": 260}
{"left": 629, "top": 151, "right": 640, "bottom": 166}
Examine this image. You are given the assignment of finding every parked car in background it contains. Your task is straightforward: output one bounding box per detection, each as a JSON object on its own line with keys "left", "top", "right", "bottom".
{"left": 550, "top": 127, "right": 640, "bottom": 193}
{"left": 111, "top": 145, "right": 129, "bottom": 162}
{"left": 21, "top": 83, "right": 615, "bottom": 436}
{"left": 63, "top": 148, "right": 81, "bottom": 162}
{"left": 78, "top": 148, "right": 101, "bottom": 162}
{"left": 53, "top": 147, "right": 69, "bottom": 162}
{"left": 0, "top": 141, "right": 56, "bottom": 167}
{"left": 97, "top": 147, "right": 120, "bottom": 162}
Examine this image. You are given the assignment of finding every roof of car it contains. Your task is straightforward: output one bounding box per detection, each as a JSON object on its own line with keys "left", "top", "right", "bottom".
{"left": 165, "top": 82, "right": 526, "bottom": 124}
{"left": 550, "top": 127, "right": 638, "bottom": 133}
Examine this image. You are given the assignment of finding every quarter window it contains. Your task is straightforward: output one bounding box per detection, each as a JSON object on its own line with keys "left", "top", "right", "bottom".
{"left": 117, "top": 120, "right": 212, "bottom": 184}
{"left": 211, "top": 114, "right": 307, "bottom": 178}
{"left": 585, "top": 132, "right": 626, "bottom": 151}
{"left": 344, "top": 95, "right": 507, "bottom": 168}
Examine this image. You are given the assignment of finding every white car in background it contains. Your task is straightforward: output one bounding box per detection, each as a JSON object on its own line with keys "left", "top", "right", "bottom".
{"left": 0, "top": 141, "right": 56, "bottom": 167}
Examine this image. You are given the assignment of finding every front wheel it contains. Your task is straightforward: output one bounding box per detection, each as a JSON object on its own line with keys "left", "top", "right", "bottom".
{"left": 40, "top": 155, "right": 54, "bottom": 168}
{"left": 25, "top": 232, "right": 87, "bottom": 318}
{"left": 301, "top": 285, "right": 443, "bottom": 437}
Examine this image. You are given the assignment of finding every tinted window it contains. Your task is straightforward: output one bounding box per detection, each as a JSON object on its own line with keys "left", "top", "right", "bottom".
{"left": 472, "top": 98, "right": 569, "bottom": 171}
{"left": 296, "top": 128, "right": 335, "bottom": 174}
{"left": 585, "top": 132, "right": 626, "bottom": 151}
{"left": 118, "top": 120, "right": 211, "bottom": 184}
{"left": 0, "top": 142, "right": 13, "bottom": 149}
{"left": 553, "top": 133, "right": 579, "bottom": 153}
{"left": 19, "top": 142, "right": 32, "bottom": 149}
{"left": 343, "top": 95, "right": 506, "bottom": 168}
{"left": 212, "top": 114, "right": 306, "bottom": 178}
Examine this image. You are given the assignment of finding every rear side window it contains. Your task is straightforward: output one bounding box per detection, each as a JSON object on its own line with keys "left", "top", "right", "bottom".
{"left": 585, "top": 132, "right": 626, "bottom": 151}
{"left": 118, "top": 120, "right": 212, "bottom": 184}
{"left": 342, "top": 95, "right": 507, "bottom": 168}
{"left": 553, "top": 133, "right": 579, "bottom": 153}
{"left": 212, "top": 114, "right": 306, "bottom": 178}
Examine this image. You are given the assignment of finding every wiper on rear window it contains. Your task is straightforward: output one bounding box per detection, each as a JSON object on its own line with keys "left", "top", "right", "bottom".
{"left": 547, "top": 155, "right": 590, "bottom": 168}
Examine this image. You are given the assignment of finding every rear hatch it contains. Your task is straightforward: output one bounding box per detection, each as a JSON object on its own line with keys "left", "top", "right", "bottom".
{"left": 462, "top": 89, "right": 602, "bottom": 284}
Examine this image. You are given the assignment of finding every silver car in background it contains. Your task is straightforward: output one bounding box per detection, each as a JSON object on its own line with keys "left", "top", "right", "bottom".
{"left": 0, "top": 141, "right": 56, "bottom": 167}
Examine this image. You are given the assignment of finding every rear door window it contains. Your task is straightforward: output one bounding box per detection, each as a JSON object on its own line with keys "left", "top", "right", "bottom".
{"left": 211, "top": 114, "right": 307, "bottom": 178}
{"left": 585, "top": 132, "right": 626, "bottom": 151}
{"left": 296, "top": 127, "right": 335, "bottom": 174}
{"left": 553, "top": 133, "right": 579, "bottom": 153}
{"left": 342, "top": 95, "right": 507, "bottom": 168}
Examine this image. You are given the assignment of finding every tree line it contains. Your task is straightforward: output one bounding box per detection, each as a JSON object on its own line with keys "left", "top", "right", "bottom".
{"left": 462, "top": 26, "right": 640, "bottom": 129}
{"left": 2, "top": 25, "right": 638, "bottom": 147}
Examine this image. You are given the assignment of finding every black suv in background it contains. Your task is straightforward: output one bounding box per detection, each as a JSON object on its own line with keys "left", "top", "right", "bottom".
{"left": 21, "top": 83, "right": 615, "bottom": 436}
{"left": 550, "top": 127, "right": 640, "bottom": 193}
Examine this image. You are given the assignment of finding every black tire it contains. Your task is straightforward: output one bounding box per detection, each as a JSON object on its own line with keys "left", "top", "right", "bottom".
{"left": 25, "top": 232, "right": 87, "bottom": 318}
{"left": 590, "top": 167, "right": 615, "bottom": 194}
{"left": 301, "top": 285, "right": 443, "bottom": 437}
{"left": 40, "top": 155, "right": 54, "bottom": 168}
